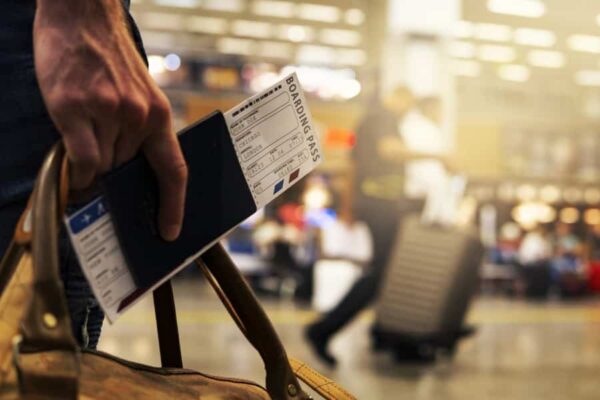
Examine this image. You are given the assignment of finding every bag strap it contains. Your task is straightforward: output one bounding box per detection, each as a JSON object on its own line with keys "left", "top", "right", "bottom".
{"left": 12, "top": 143, "right": 80, "bottom": 399}
{"left": 195, "top": 248, "right": 356, "bottom": 400}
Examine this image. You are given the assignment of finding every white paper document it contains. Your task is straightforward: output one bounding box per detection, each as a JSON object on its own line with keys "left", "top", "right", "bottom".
{"left": 65, "top": 73, "right": 322, "bottom": 322}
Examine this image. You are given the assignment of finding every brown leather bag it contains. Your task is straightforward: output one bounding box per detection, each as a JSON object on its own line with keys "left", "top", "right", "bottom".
{"left": 0, "top": 144, "right": 356, "bottom": 400}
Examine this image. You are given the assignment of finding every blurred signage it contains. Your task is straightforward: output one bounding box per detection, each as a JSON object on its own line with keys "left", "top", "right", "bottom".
{"left": 202, "top": 66, "right": 242, "bottom": 91}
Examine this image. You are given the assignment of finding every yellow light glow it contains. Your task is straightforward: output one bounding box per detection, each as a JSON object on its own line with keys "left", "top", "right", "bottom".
{"left": 584, "top": 209, "right": 600, "bottom": 225}
{"left": 515, "top": 28, "right": 556, "bottom": 48}
{"left": 488, "top": 0, "right": 546, "bottom": 18}
{"left": 528, "top": 50, "right": 565, "bottom": 69}
{"left": 560, "top": 207, "right": 580, "bottom": 224}
{"left": 568, "top": 34, "right": 600, "bottom": 54}
{"left": 499, "top": 64, "right": 531, "bottom": 82}
{"left": 475, "top": 23, "right": 512, "bottom": 43}
{"left": 478, "top": 44, "right": 516, "bottom": 63}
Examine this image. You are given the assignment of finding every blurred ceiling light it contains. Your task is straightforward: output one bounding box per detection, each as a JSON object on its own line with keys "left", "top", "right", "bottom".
{"left": 576, "top": 70, "right": 600, "bottom": 86}
{"left": 540, "top": 185, "right": 561, "bottom": 204}
{"left": 584, "top": 209, "right": 600, "bottom": 225}
{"left": 187, "top": 16, "right": 228, "bottom": 34}
{"left": 252, "top": 1, "right": 296, "bottom": 18}
{"left": 448, "top": 41, "right": 477, "bottom": 59}
{"left": 320, "top": 29, "right": 362, "bottom": 47}
{"left": 516, "top": 184, "right": 537, "bottom": 201}
{"left": 297, "top": 44, "right": 336, "bottom": 65}
{"left": 216, "top": 37, "right": 255, "bottom": 55}
{"left": 514, "top": 28, "right": 556, "bottom": 47}
{"left": 488, "top": 0, "right": 546, "bottom": 18}
{"left": 560, "top": 207, "right": 580, "bottom": 224}
{"left": 345, "top": 9, "right": 366, "bottom": 26}
{"left": 563, "top": 187, "right": 583, "bottom": 203}
{"left": 454, "top": 20, "right": 475, "bottom": 39}
{"left": 297, "top": 4, "right": 340, "bottom": 23}
{"left": 280, "top": 25, "right": 313, "bottom": 43}
{"left": 512, "top": 202, "right": 556, "bottom": 229}
{"left": 154, "top": 0, "right": 200, "bottom": 7}
{"left": 148, "top": 55, "right": 166, "bottom": 77}
{"left": 164, "top": 53, "right": 181, "bottom": 71}
{"left": 499, "top": 64, "right": 530, "bottom": 82}
{"left": 585, "top": 188, "right": 600, "bottom": 204}
{"left": 478, "top": 44, "right": 516, "bottom": 63}
{"left": 202, "top": 0, "right": 244, "bottom": 12}
{"left": 257, "top": 41, "right": 293, "bottom": 59}
{"left": 142, "top": 12, "right": 183, "bottom": 30}
{"left": 451, "top": 60, "right": 481, "bottom": 77}
{"left": 338, "top": 79, "right": 362, "bottom": 100}
{"left": 231, "top": 20, "right": 272, "bottom": 39}
{"left": 475, "top": 23, "right": 512, "bottom": 42}
{"left": 568, "top": 34, "right": 600, "bottom": 54}
{"left": 528, "top": 50, "right": 565, "bottom": 68}
{"left": 336, "top": 49, "right": 367, "bottom": 66}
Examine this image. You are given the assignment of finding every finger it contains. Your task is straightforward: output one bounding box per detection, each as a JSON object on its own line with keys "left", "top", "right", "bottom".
{"left": 93, "top": 118, "right": 119, "bottom": 174}
{"left": 61, "top": 119, "right": 100, "bottom": 190}
{"left": 143, "top": 101, "right": 187, "bottom": 241}
{"left": 114, "top": 94, "right": 149, "bottom": 167}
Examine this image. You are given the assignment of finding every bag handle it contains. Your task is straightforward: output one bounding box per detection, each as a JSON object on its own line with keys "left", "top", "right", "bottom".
{"left": 195, "top": 254, "right": 356, "bottom": 400}
{"left": 14, "top": 143, "right": 80, "bottom": 399}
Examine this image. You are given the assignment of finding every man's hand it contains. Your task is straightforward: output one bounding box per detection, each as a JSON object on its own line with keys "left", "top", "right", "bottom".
{"left": 34, "top": 0, "right": 187, "bottom": 241}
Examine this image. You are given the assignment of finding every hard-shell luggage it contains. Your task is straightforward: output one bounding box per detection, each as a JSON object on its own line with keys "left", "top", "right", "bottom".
{"left": 372, "top": 214, "right": 484, "bottom": 362}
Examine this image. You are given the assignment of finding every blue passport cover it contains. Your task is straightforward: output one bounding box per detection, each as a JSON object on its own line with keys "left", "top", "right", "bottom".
{"left": 100, "top": 111, "right": 257, "bottom": 288}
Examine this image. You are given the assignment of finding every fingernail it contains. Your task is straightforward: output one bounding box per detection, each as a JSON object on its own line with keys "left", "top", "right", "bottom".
{"left": 162, "top": 224, "right": 181, "bottom": 242}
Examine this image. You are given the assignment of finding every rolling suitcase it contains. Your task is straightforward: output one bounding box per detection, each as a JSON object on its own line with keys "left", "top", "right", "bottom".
{"left": 372, "top": 214, "right": 484, "bottom": 362}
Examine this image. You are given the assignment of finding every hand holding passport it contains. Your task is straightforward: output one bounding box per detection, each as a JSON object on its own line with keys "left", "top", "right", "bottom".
{"left": 65, "top": 73, "right": 322, "bottom": 322}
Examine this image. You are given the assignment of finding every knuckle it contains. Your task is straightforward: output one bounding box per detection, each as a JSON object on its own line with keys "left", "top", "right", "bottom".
{"left": 120, "top": 95, "right": 148, "bottom": 126}
{"left": 150, "top": 96, "right": 172, "bottom": 123}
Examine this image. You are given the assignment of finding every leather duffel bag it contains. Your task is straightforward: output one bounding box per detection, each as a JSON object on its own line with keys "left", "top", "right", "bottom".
{"left": 0, "top": 144, "right": 355, "bottom": 400}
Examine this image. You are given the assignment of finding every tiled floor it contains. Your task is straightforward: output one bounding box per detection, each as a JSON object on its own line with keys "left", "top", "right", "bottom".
{"left": 99, "top": 278, "right": 600, "bottom": 400}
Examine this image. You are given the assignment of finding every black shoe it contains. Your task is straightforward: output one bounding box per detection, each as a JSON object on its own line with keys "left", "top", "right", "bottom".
{"left": 304, "top": 325, "right": 337, "bottom": 367}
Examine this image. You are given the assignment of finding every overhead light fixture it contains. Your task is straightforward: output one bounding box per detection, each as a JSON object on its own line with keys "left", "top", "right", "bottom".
{"left": 202, "top": 0, "right": 244, "bottom": 12}
{"left": 585, "top": 209, "right": 600, "bottom": 225}
{"left": 576, "top": 70, "right": 600, "bottom": 86}
{"left": 454, "top": 20, "right": 475, "bottom": 39}
{"left": 448, "top": 41, "right": 477, "bottom": 59}
{"left": 297, "top": 4, "right": 340, "bottom": 23}
{"left": 528, "top": 50, "right": 565, "bottom": 68}
{"left": 498, "top": 64, "right": 531, "bottom": 82}
{"left": 475, "top": 23, "right": 512, "bottom": 42}
{"left": 154, "top": 0, "right": 200, "bottom": 7}
{"left": 142, "top": 12, "right": 183, "bottom": 30}
{"left": 257, "top": 41, "right": 293, "bottom": 59}
{"left": 451, "top": 60, "right": 481, "bottom": 77}
{"left": 540, "top": 185, "right": 561, "bottom": 204}
{"left": 280, "top": 25, "right": 313, "bottom": 43}
{"left": 164, "top": 53, "right": 181, "bottom": 71}
{"left": 319, "top": 29, "right": 362, "bottom": 47}
{"left": 187, "top": 16, "right": 228, "bottom": 34}
{"left": 216, "top": 37, "right": 256, "bottom": 55}
{"left": 514, "top": 28, "right": 556, "bottom": 48}
{"left": 345, "top": 9, "right": 365, "bottom": 26}
{"left": 478, "top": 44, "right": 516, "bottom": 63}
{"left": 252, "top": 1, "right": 296, "bottom": 18}
{"left": 231, "top": 20, "right": 272, "bottom": 39}
{"left": 488, "top": 0, "right": 546, "bottom": 18}
{"left": 568, "top": 34, "right": 600, "bottom": 54}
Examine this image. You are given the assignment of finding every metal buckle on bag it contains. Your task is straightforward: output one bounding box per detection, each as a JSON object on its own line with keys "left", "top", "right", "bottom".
{"left": 12, "top": 334, "right": 81, "bottom": 398}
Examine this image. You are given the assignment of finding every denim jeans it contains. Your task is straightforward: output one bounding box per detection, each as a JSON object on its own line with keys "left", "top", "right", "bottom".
{"left": 0, "top": 0, "right": 143, "bottom": 349}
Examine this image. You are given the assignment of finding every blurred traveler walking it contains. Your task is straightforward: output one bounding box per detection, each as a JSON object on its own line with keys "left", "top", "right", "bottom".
{"left": 305, "top": 87, "right": 452, "bottom": 366}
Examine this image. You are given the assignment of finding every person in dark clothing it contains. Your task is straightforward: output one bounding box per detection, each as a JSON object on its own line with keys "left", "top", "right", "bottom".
{"left": 305, "top": 87, "right": 451, "bottom": 366}
{"left": 0, "top": 0, "right": 187, "bottom": 348}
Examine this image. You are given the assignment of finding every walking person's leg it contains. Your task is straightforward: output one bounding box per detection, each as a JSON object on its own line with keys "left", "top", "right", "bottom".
{"left": 305, "top": 205, "right": 400, "bottom": 366}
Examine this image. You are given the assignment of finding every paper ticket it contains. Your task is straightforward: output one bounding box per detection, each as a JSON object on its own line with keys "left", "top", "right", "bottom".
{"left": 65, "top": 73, "right": 322, "bottom": 322}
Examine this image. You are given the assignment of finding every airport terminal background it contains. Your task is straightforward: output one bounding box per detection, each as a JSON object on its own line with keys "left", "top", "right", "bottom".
{"left": 100, "top": 1, "right": 600, "bottom": 399}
